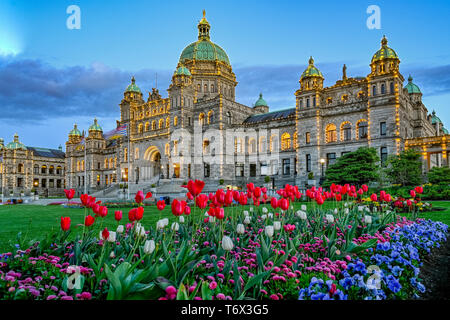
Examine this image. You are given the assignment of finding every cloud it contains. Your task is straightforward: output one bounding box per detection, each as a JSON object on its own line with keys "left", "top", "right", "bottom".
{"left": 0, "top": 56, "right": 449, "bottom": 126}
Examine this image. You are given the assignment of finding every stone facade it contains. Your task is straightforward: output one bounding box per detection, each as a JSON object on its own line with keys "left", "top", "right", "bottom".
{"left": 65, "top": 13, "right": 446, "bottom": 193}
{"left": 0, "top": 134, "right": 65, "bottom": 196}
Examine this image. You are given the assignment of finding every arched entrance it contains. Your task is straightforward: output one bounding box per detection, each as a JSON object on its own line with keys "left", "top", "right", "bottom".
{"left": 141, "top": 146, "right": 162, "bottom": 181}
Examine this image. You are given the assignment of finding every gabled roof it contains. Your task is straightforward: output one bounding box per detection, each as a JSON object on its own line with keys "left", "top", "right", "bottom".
{"left": 26, "top": 147, "right": 65, "bottom": 159}
{"left": 243, "top": 108, "right": 296, "bottom": 124}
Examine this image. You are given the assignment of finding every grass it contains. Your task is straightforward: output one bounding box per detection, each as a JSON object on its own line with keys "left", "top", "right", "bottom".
{"left": 0, "top": 201, "right": 449, "bottom": 253}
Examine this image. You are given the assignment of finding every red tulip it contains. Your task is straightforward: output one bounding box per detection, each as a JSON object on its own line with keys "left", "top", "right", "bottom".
{"left": 184, "top": 205, "right": 191, "bottom": 215}
{"left": 215, "top": 207, "right": 224, "bottom": 220}
{"left": 186, "top": 192, "right": 194, "bottom": 200}
{"left": 208, "top": 207, "right": 216, "bottom": 216}
{"left": 233, "top": 190, "right": 240, "bottom": 201}
{"left": 145, "top": 191, "right": 152, "bottom": 199}
{"left": 187, "top": 179, "right": 205, "bottom": 197}
{"left": 406, "top": 199, "right": 413, "bottom": 207}
{"left": 157, "top": 200, "right": 166, "bottom": 211}
{"left": 410, "top": 190, "right": 416, "bottom": 198}
{"left": 128, "top": 208, "right": 137, "bottom": 221}
{"left": 362, "top": 184, "right": 369, "bottom": 193}
{"left": 135, "top": 191, "right": 145, "bottom": 204}
{"left": 253, "top": 187, "right": 261, "bottom": 198}
{"left": 316, "top": 196, "right": 324, "bottom": 205}
{"left": 239, "top": 193, "right": 248, "bottom": 205}
{"left": 195, "top": 194, "right": 208, "bottom": 209}
{"left": 80, "top": 194, "right": 89, "bottom": 207}
{"left": 171, "top": 199, "right": 185, "bottom": 216}
{"left": 335, "top": 193, "right": 342, "bottom": 202}
{"left": 114, "top": 210, "right": 122, "bottom": 221}
{"left": 92, "top": 203, "right": 101, "bottom": 216}
{"left": 357, "top": 188, "right": 363, "bottom": 195}
{"left": 415, "top": 186, "right": 423, "bottom": 194}
{"left": 370, "top": 193, "right": 378, "bottom": 202}
{"left": 99, "top": 206, "right": 108, "bottom": 218}
{"left": 64, "top": 189, "right": 75, "bottom": 200}
{"left": 135, "top": 206, "right": 144, "bottom": 220}
{"left": 85, "top": 215, "right": 95, "bottom": 227}
{"left": 101, "top": 227, "right": 109, "bottom": 240}
{"left": 279, "top": 198, "right": 289, "bottom": 211}
{"left": 225, "top": 190, "right": 233, "bottom": 206}
{"left": 246, "top": 183, "right": 255, "bottom": 192}
{"left": 60, "top": 216, "right": 71, "bottom": 231}
{"left": 384, "top": 194, "right": 392, "bottom": 202}
{"left": 270, "top": 197, "right": 278, "bottom": 209}
{"left": 262, "top": 187, "right": 267, "bottom": 194}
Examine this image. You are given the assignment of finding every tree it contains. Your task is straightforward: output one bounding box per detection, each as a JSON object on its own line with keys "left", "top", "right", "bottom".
{"left": 323, "top": 147, "right": 380, "bottom": 187}
{"left": 427, "top": 167, "right": 450, "bottom": 184}
{"left": 385, "top": 149, "right": 422, "bottom": 186}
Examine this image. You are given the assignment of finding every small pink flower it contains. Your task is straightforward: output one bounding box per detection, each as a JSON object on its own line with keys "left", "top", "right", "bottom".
{"left": 209, "top": 281, "right": 217, "bottom": 290}
{"left": 165, "top": 286, "right": 177, "bottom": 295}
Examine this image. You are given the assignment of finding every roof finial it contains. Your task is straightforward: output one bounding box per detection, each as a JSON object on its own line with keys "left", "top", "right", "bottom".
{"left": 408, "top": 74, "right": 413, "bottom": 82}
{"left": 381, "top": 35, "right": 388, "bottom": 47}
{"left": 343, "top": 64, "right": 347, "bottom": 80}
{"left": 203, "top": 9, "right": 206, "bottom": 19}
{"left": 309, "top": 56, "right": 314, "bottom": 65}
{"left": 131, "top": 76, "right": 135, "bottom": 84}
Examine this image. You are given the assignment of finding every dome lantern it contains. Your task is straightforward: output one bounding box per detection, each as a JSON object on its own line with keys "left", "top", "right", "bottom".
{"left": 198, "top": 9, "right": 210, "bottom": 40}
{"left": 89, "top": 118, "right": 103, "bottom": 132}
{"left": 254, "top": 93, "right": 268, "bottom": 107}
{"left": 299, "top": 56, "right": 324, "bottom": 91}
{"left": 405, "top": 75, "right": 421, "bottom": 94}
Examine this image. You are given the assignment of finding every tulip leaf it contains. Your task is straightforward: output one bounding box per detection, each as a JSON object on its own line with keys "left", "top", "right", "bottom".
{"left": 243, "top": 271, "right": 269, "bottom": 293}
{"left": 176, "top": 283, "right": 189, "bottom": 300}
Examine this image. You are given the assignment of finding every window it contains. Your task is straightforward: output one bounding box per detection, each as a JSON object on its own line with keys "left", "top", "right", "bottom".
{"left": 260, "top": 162, "right": 268, "bottom": 176}
{"left": 235, "top": 163, "right": 244, "bottom": 177}
{"left": 159, "top": 119, "right": 164, "bottom": 129}
{"left": 145, "top": 122, "right": 150, "bottom": 131}
{"left": 341, "top": 123, "right": 352, "bottom": 141}
{"left": 306, "top": 154, "right": 311, "bottom": 172}
{"left": 380, "top": 122, "right": 387, "bottom": 136}
{"left": 390, "top": 82, "right": 395, "bottom": 93}
{"left": 327, "top": 153, "right": 336, "bottom": 166}
{"left": 41, "top": 165, "right": 47, "bottom": 174}
{"left": 250, "top": 164, "right": 256, "bottom": 177}
{"left": 281, "top": 133, "right": 291, "bottom": 150}
{"left": 208, "top": 111, "right": 214, "bottom": 124}
{"left": 358, "top": 121, "right": 368, "bottom": 139}
{"left": 325, "top": 124, "right": 337, "bottom": 143}
{"left": 306, "top": 98, "right": 310, "bottom": 108}
{"left": 49, "top": 179, "right": 54, "bottom": 188}
{"left": 306, "top": 132, "right": 311, "bottom": 144}
{"left": 104, "top": 158, "right": 108, "bottom": 169}
{"left": 327, "top": 97, "right": 332, "bottom": 104}
{"left": 124, "top": 148, "right": 128, "bottom": 162}
{"left": 56, "top": 166, "right": 62, "bottom": 175}
{"left": 372, "top": 85, "right": 377, "bottom": 96}
{"left": 358, "top": 91, "right": 365, "bottom": 99}
{"left": 17, "top": 164, "right": 24, "bottom": 173}
{"left": 199, "top": 113, "right": 205, "bottom": 126}
{"left": 97, "top": 162, "right": 101, "bottom": 170}
{"left": 381, "top": 147, "right": 388, "bottom": 166}
{"left": 197, "top": 84, "right": 201, "bottom": 92}
{"left": 381, "top": 83, "right": 386, "bottom": 94}
{"left": 235, "top": 138, "right": 243, "bottom": 154}
{"left": 41, "top": 179, "right": 47, "bottom": 188}
{"left": 203, "top": 140, "right": 210, "bottom": 154}
{"left": 269, "top": 135, "right": 277, "bottom": 152}
{"left": 211, "top": 84, "right": 214, "bottom": 92}
{"left": 165, "top": 143, "right": 170, "bottom": 156}
{"left": 299, "top": 100, "right": 303, "bottom": 108}
{"left": 151, "top": 121, "right": 156, "bottom": 130}
{"left": 341, "top": 94, "right": 348, "bottom": 102}
{"left": 282, "top": 159, "right": 290, "bottom": 175}
{"left": 174, "top": 116, "right": 178, "bottom": 127}
{"left": 173, "top": 140, "right": 178, "bottom": 155}
{"left": 248, "top": 138, "right": 256, "bottom": 154}
{"left": 166, "top": 117, "right": 170, "bottom": 128}
{"left": 204, "top": 84, "right": 208, "bottom": 92}
{"left": 138, "top": 124, "right": 143, "bottom": 133}
{"left": 204, "top": 163, "right": 210, "bottom": 177}
{"left": 259, "top": 137, "right": 266, "bottom": 153}
{"left": 34, "top": 165, "right": 39, "bottom": 174}
{"left": 313, "top": 97, "right": 316, "bottom": 106}
{"left": 226, "top": 112, "right": 232, "bottom": 124}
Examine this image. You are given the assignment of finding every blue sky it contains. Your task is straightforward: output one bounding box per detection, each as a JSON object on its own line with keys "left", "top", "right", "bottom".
{"left": 0, "top": 0, "right": 449, "bottom": 148}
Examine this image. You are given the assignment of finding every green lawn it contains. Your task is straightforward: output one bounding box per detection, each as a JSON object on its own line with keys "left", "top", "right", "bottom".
{"left": 0, "top": 201, "right": 449, "bottom": 253}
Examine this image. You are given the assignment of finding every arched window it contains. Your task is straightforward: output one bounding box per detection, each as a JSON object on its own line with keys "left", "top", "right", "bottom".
{"left": 197, "top": 84, "right": 201, "bottom": 92}
{"left": 372, "top": 85, "right": 377, "bottom": 96}
{"left": 327, "top": 97, "right": 333, "bottom": 104}
{"left": 159, "top": 119, "right": 164, "bottom": 129}
{"left": 203, "top": 140, "right": 210, "bottom": 154}
{"left": 17, "top": 164, "right": 24, "bottom": 173}
{"left": 199, "top": 113, "right": 205, "bottom": 126}
{"left": 210, "top": 84, "right": 215, "bottom": 92}
{"left": 173, "top": 140, "right": 178, "bottom": 155}
{"left": 204, "top": 84, "right": 208, "bottom": 92}
{"left": 109, "top": 158, "right": 113, "bottom": 169}
{"left": 381, "top": 83, "right": 386, "bottom": 94}
{"left": 281, "top": 133, "right": 291, "bottom": 150}
{"left": 269, "top": 135, "right": 278, "bottom": 152}
{"left": 104, "top": 158, "right": 108, "bottom": 168}
{"left": 165, "top": 143, "right": 170, "bottom": 156}
{"left": 56, "top": 166, "right": 62, "bottom": 175}
{"left": 124, "top": 148, "right": 128, "bottom": 162}
{"left": 208, "top": 110, "right": 214, "bottom": 124}
{"left": 248, "top": 138, "right": 256, "bottom": 154}
{"left": 341, "top": 94, "right": 348, "bottom": 102}
{"left": 259, "top": 137, "right": 266, "bottom": 153}
{"left": 81, "top": 160, "right": 85, "bottom": 171}
{"left": 390, "top": 82, "right": 395, "bottom": 93}
{"left": 341, "top": 122, "right": 352, "bottom": 141}
{"left": 226, "top": 112, "right": 232, "bottom": 124}
{"left": 325, "top": 124, "right": 337, "bottom": 143}
{"left": 144, "top": 122, "right": 149, "bottom": 131}
{"left": 76, "top": 161, "right": 80, "bottom": 172}
{"left": 41, "top": 165, "right": 47, "bottom": 174}
{"left": 357, "top": 120, "right": 368, "bottom": 139}
{"left": 151, "top": 120, "right": 156, "bottom": 130}
{"left": 174, "top": 116, "right": 178, "bottom": 127}
{"left": 138, "top": 124, "right": 143, "bottom": 133}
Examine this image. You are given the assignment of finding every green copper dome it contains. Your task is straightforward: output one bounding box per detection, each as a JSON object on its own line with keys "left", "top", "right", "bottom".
{"left": 175, "top": 65, "right": 192, "bottom": 76}
{"left": 254, "top": 93, "right": 268, "bottom": 107}
{"left": 5, "top": 134, "right": 26, "bottom": 150}
{"left": 405, "top": 75, "right": 421, "bottom": 94}
{"left": 301, "top": 57, "right": 324, "bottom": 80}
{"left": 69, "top": 124, "right": 82, "bottom": 136}
{"left": 372, "top": 36, "right": 399, "bottom": 63}
{"left": 89, "top": 119, "right": 103, "bottom": 132}
{"left": 179, "top": 11, "right": 230, "bottom": 66}
{"left": 431, "top": 111, "right": 442, "bottom": 125}
{"left": 125, "top": 76, "right": 141, "bottom": 93}
{"left": 443, "top": 128, "right": 449, "bottom": 134}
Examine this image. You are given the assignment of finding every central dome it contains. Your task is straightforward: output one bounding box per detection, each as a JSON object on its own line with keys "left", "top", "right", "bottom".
{"left": 179, "top": 11, "right": 231, "bottom": 66}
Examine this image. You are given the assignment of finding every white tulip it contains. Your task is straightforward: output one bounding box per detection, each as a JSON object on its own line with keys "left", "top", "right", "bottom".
{"left": 135, "top": 226, "right": 146, "bottom": 238}
{"left": 273, "top": 221, "right": 281, "bottom": 231}
{"left": 107, "top": 231, "right": 116, "bottom": 243}
{"left": 144, "top": 240, "right": 155, "bottom": 254}
{"left": 358, "top": 206, "right": 365, "bottom": 212}
{"left": 156, "top": 219, "right": 165, "bottom": 229}
{"left": 373, "top": 207, "right": 378, "bottom": 213}
{"left": 209, "top": 216, "right": 216, "bottom": 223}
{"left": 296, "top": 210, "right": 307, "bottom": 220}
{"left": 364, "top": 215, "right": 372, "bottom": 224}
{"left": 171, "top": 222, "right": 180, "bottom": 231}
{"left": 301, "top": 205, "right": 307, "bottom": 211}
{"left": 162, "top": 218, "right": 169, "bottom": 227}
{"left": 326, "top": 214, "right": 334, "bottom": 223}
{"left": 116, "top": 225, "right": 124, "bottom": 234}
{"left": 222, "top": 235, "right": 234, "bottom": 251}
{"left": 333, "top": 208, "right": 338, "bottom": 214}
{"left": 243, "top": 211, "right": 249, "bottom": 216}
{"left": 268, "top": 213, "right": 273, "bottom": 219}
{"left": 265, "top": 225, "right": 274, "bottom": 237}
{"left": 344, "top": 208, "right": 349, "bottom": 215}
{"left": 262, "top": 207, "right": 268, "bottom": 214}
{"left": 290, "top": 205, "right": 293, "bottom": 210}
{"left": 236, "top": 224, "right": 245, "bottom": 235}
{"left": 261, "top": 214, "right": 267, "bottom": 220}
{"left": 110, "top": 251, "right": 115, "bottom": 258}
{"left": 244, "top": 216, "right": 251, "bottom": 225}
{"left": 179, "top": 216, "right": 185, "bottom": 223}
{"left": 205, "top": 212, "right": 209, "bottom": 216}
{"left": 344, "top": 202, "right": 348, "bottom": 207}
{"left": 249, "top": 207, "right": 254, "bottom": 212}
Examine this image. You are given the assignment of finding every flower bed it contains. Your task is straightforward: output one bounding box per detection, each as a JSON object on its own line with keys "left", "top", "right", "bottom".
{"left": 0, "top": 184, "right": 448, "bottom": 300}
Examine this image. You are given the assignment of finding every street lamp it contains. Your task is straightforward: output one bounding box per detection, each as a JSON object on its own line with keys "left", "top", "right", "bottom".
{"left": 320, "top": 158, "right": 325, "bottom": 177}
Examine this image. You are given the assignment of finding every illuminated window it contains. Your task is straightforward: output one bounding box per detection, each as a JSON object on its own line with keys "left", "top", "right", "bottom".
{"left": 124, "top": 148, "right": 128, "bottom": 162}
{"left": 341, "top": 94, "right": 348, "bottom": 102}
{"left": 109, "top": 158, "right": 113, "bottom": 169}
{"left": 203, "top": 140, "right": 210, "bottom": 154}
{"left": 306, "top": 132, "right": 311, "bottom": 144}
{"left": 41, "top": 165, "right": 47, "bottom": 174}
{"left": 281, "top": 133, "right": 291, "bottom": 150}
{"left": 341, "top": 122, "right": 352, "bottom": 141}
{"left": 208, "top": 110, "right": 214, "bottom": 124}
{"left": 269, "top": 135, "right": 278, "bottom": 152}
{"left": 159, "top": 119, "right": 164, "bottom": 129}
{"left": 138, "top": 124, "right": 143, "bottom": 133}
{"left": 166, "top": 117, "right": 170, "bottom": 127}
{"left": 174, "top": 116, "right": 178, "bottom": 126}
{"left": 325, "top": 124, "right": 337, "bottom": 143}
{"left": 327, "top": 97, "right": 333, "bottom": 104}
{"left": 357, "top": 120, "right": 368, "bottom": 139}
{"left": 358, "top": 91, "right": 365, "bottom": 99}
{"left": 104, "top": 158, "right": 108, "bottom": 168}
{"left": 199, "top": 113, "right": 205, "bottom": 126}
{"left": 234, "top": 138, "right": 243, "bottom": 154}
{"left": 145, "top": 122, "right": 150, "bottom": 131}
{"left": 165, "top": 143, "right": 170, "bottom": 155}
{"left": 152, "top": 120, "right": 156, "bottom": 130}
{"left": 248, "top": 138, "right": 256, "bottom": 154}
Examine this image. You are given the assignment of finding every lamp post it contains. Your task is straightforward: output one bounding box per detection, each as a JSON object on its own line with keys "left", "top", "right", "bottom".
{"left": 320, "top": 158, "right": 325, "bottom": 185}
